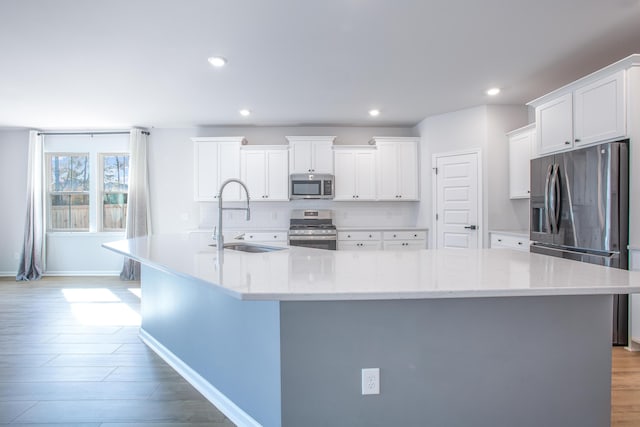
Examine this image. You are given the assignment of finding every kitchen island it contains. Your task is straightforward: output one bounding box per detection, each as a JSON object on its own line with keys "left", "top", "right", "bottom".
{"left": 103, "top": 233, "right": 640, "bottom": 427}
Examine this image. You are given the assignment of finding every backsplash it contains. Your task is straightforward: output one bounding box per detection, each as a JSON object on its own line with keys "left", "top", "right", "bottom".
{"left": 198, "top": 200, "right": 420, "bottom": 230}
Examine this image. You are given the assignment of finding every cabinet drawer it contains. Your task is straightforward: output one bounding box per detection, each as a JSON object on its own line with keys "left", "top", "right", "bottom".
{"left": 383, "top": 231, "right": 427, "bottom": 241}
{"left": 243, "top": 232, "right": 288, "bottom": 242}
{"left": 383, "top": 241, "right": 426, "bottom": 250}
{"left": 338, "top": 241, "right": 382, "bottom": 251}
{"left": 338, "top": 231, "right": 381, "bottom": 241}
{"left": 490, "top": 234, "right": 529, "bottom": 251}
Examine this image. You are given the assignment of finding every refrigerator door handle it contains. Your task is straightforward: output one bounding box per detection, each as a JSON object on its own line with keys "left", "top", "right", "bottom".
{"left": 550, "top": 164, "right": 561, "bottom": 234}
{"left": 531, "top": 243, "right": 619, "bottom": 259}
{"left": 544, "top": 164, "right": 553, "bottom": 233}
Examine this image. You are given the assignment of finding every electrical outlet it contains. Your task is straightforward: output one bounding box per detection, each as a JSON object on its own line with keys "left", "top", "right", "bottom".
{"left": 361, "top": 368, "right": 380, "bottom": 395}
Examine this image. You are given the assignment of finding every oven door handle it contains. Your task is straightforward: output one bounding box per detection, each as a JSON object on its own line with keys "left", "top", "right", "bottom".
{"left": 288, "top": 235, "right": 337, "bottom": 241}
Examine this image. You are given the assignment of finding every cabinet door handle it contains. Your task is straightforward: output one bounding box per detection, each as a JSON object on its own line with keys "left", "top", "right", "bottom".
{"left": 575, "top": 138, "right": 581, "bottom": 143}
{"left": 498, "top": 239, "right": 502, "bottom": 242}
{"left": 564, "top": 141, "right": 571, "bottom": 145}
{"left": 518, "top": 241, "right": 523, "bottom": 245}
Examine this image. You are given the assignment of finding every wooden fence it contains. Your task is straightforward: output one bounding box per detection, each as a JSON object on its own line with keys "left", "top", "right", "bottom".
{"left": 50, "top": 205, "right": 127, "bottom": 230}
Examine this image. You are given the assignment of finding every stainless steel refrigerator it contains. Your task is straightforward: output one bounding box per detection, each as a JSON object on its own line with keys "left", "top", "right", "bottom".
{"left": 530, "top": 140, "right": 629, "bottom": 345}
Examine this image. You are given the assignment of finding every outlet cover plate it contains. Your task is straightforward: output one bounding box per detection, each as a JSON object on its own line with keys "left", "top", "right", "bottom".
{"left": 361, "top": 368, "right": 380, "bottom": 395}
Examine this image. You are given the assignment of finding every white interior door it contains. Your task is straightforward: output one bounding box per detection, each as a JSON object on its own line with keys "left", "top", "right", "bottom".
{"left": 434, "top": 151, "right": 481, "bottom": 249}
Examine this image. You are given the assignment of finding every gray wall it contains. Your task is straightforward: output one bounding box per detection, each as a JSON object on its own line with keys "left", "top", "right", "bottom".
{"left": 141, "top": 265, "right": 282, "bottom": 427}
{"left": 280, "top": 295, "right": 612, "bottom": 427}
{"left": 0, "top": 129, "right": 29, "bottom": 275}
{"left": 415, "top": 105, "right": 529, "bottom": 247}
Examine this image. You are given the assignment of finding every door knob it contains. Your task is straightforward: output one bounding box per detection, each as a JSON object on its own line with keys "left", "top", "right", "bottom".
{"left": 464, "top": 225, "right": 477, "bottom": 230}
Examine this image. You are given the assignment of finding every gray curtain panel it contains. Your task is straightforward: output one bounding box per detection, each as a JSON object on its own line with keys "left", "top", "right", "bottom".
{"left": 17, "top": 131, "right": 45, "bottom": 281}
{"left": 120, "top": 129, "right": 151, "bottom": 280}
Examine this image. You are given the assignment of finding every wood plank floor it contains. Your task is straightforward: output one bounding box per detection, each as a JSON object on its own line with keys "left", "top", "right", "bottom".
{"left": 2, "top": 277, "right": 640, "bottom": 426}
{"left": 612, "top": 346, "right": 640, "bottom": 426}
{"left": 0, "top": 276, "right": 234, "bottom": 426}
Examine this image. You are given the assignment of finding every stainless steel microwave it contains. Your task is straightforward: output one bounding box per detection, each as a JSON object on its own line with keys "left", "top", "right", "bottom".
{"left": 289, "top": 173, "right": 334, "bottom": 199}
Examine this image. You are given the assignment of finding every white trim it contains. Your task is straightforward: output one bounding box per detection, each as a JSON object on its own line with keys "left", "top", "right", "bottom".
{"left": 43, "top": 271, "right": 120, "bottom": 277}
{"left": 431, "top": 148, "right": 483, "bottom": 249}
{"left": 0, "top": 271, "right": 17, "bottom": 277}
{"left": 191, "top": 136, "right": 247, "bottom": 145}
{"left": 139, "top": 328, "right": 263, "bottom": 427}
{"left": 527, "top": 54, "right": 640, "bottom": 107}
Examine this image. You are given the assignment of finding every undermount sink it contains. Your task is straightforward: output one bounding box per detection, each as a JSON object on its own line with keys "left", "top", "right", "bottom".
{"left": 209, "top": 243, "right": 286, "bottom": 253}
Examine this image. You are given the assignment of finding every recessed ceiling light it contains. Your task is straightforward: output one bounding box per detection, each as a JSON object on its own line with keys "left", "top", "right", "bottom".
{"left": 486, "top": 87, "right": 501, "bottom": 96}
{"left": 208, "top": 56, "right": 227, "bottom": 67}
{"left": 239, "top": 109, "right": 251, "bottom": 116}
{"left": 369, "top": 109, "right": 380, "bottom": 117}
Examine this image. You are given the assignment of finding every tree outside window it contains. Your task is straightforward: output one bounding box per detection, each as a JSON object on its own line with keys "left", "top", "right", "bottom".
{"left": 101, "top": 154, "right": 129, "bottom": 231}
{"left": 47, "top": 154, "right": 90, "bottom": 231}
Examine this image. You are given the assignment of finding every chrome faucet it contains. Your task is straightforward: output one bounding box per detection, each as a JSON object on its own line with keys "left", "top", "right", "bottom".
{"left": 214, "top": 178, "right": 251, "bottom": 250}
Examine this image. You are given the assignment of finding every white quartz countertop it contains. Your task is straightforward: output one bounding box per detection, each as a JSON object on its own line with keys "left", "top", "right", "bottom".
{"left": 103, "top": 233, "right": 640, "bottom": 301}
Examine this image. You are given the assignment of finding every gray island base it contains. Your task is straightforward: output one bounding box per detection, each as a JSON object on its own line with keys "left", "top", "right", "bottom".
{"left": 140, "top": 264, "right": 612, "bottom": 427}
{"left": 102, "top": 234, "right": 640, "bottom": 427}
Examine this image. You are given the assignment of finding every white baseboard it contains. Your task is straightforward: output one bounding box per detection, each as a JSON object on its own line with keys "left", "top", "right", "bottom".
{"left": 44, "top": 271, "right": 120, "bottom": 276}
{"left": 139, "top": 328, "right": 262, "bottom": 427}
{"left": 0, "top": 271, "right": 16, "bottom": 277}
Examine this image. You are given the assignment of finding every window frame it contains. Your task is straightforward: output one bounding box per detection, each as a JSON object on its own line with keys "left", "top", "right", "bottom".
{"left": 45, "top": 152, "right": 91, "bottom": 232}
{"left": 99, "top": 152, "right": 130, "bottom": 232}
{"left": 43, "top": 133, "right": 130, "bottom": 235}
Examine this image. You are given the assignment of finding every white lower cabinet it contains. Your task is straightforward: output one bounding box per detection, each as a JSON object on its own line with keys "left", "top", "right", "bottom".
{"left": 382, "top": 231, "right": 427, "bottom": 250}
{"left": 242, "top": 231, "right": 288, "bottom": 243}
{"left": 337, "top": 231, "right": 382, "bottom": 251}
{"left": 490, "top": 232, "right": 530, "bottom": 252}
{"left": 337, "top": 229, "right": 427, "bottom": 251}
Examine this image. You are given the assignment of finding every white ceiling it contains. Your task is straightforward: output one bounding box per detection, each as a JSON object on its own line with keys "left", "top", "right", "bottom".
{"left": 1, "top": 0, "right": 640, "bottom": 130}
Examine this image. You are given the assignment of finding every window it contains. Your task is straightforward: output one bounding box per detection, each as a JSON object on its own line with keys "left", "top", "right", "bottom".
{"left": 44, "top": 134, "right": 130, "bottom": 233}
{"left": 101, "top": 154, "right": 129, "bottom": 231}
{"left": 47, "top": 153, "right": 91, "bottom": 231}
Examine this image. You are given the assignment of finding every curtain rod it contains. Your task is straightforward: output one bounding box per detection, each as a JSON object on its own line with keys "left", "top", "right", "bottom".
{"left": 37, "top": 130, "right": 150, "bottom": 136}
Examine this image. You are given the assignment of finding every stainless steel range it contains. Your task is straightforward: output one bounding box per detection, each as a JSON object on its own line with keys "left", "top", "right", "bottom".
{"left": 288, "top": 209, "right": 337, "bottom": 250}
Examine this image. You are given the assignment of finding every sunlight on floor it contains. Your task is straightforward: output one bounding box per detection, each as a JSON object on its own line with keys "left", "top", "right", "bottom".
{"left": 128, "top": 288, "right": 142, "bottom": 299}
{"left": 62, "top": 288, "right": 141, "bottom": 326}
{"left": 62, "top": 288, "right": 121, "bottom": 302}
{"left": 69, "top": 302, "right": 141, "bottom": 326}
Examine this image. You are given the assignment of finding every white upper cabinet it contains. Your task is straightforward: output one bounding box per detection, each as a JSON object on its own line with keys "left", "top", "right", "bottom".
{"left": 193, "top": 137, "right": 243, "bottom": 201}
{"left": 241, "top": 147, "right": 289, "bottom": 201}
{"left": 333, "top": 147, "right": 376, "bottom": 201}
{"left": 373, "top": 137, "right": 419, "bottom": 201}
{"left": 507, "top": 124, "right": 535, "bottom": 199}
{"left": 530, "top": 59, "right": 632, "bottom": 156}
{"left": 286, "top": 136, "right": 335, "bottom": 174}
{"left": 574, "top": 70, "right": 626, "bottom": 147}
{"left": 535, "top": 93, "right": 573, "bottom": 155}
